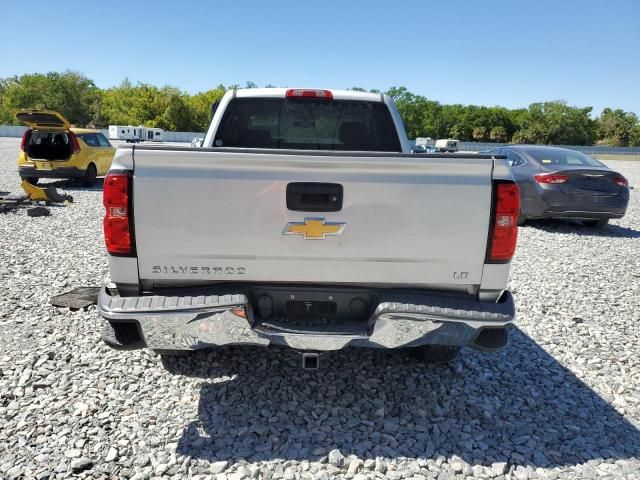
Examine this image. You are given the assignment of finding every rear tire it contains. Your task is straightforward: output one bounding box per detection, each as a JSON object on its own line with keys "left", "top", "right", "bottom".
{"left": 409, "top": 345, "right": 461, "bottom": 363}
{"left": 23, "top": 177, "right": 39, "bottom": 185}
{"left": 83, "top": 163, "right": 97, "bottom": 186}
{"left": 516, "top": 213, "right": 527, "bottom": 226}
{"left": 582, "top": 218, "right": 609, "bottom": 229}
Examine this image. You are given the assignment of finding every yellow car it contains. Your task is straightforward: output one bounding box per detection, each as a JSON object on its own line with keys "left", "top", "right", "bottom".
{"left": 16, "top": 110, "right": 115, "bottom": 185}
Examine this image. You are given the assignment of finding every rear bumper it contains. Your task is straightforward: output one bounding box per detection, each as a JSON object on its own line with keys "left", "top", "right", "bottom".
{"left": 19, "top": 166, "right": 85, "bottom": 179}
{"left": 98, "top": 287, "right": 516, "bottom": 352}
{"left": 523, "top": 188, "right": 629, "bottom": 220}
{"left": 542, "top": 207, "right": 626, "bottom": 219}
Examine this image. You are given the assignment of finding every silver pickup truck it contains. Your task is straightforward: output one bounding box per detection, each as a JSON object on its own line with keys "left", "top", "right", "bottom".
{"left": 98, "top": 88, "right": 519, "bottom": 368}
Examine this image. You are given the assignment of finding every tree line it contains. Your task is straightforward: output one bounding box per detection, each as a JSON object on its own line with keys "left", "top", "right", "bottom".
{"left": 0, "top": 71, "right": 225, "bottom": 133}
{"left": 1, "top": 71, "right": 639, "bottom": 146}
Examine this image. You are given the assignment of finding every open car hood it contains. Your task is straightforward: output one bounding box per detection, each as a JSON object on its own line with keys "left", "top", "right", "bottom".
{"left": 15, "top": 109, "right": 70, "bottom": 131}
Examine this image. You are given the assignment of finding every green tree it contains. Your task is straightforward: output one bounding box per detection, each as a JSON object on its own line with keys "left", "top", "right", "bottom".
{"left": 629, "top": 125, "right": 640, "bottom": 147}
{"left": 0, "top": 71, "right": 98, "bottom": 126}
{"left": 188, "top": 86, "right": 225, "bottom": 131}
{"left": 472, "top": 126, "right": 487, "bottom": 141}
{"left": 448, "top": 124, "right": 466, "bottom": 140}
{"left": 385, "top": 86, "right": 428, "bottom": 139}
{"left": 158, "top": 94, "right": 195, "bottom": 131}
{"left": 514, "top": 101, "right": 595, "bottom": 145}
{"left": 99, "top": 79, "right": 163, "bottom": 127}
{"left": 4, "top": 72, "right": 640, "bottom": 143}
{"left": 419, "top": 101, "right": 445, "bottom": 138}
{"left": 489, "top": 126, "right": 508, "bottom": 143}
{"left": 596, "top": 108, "right": 638, "bottom": 146}
{"left": 99, "top": 82, "right": 180, "bottom": 128}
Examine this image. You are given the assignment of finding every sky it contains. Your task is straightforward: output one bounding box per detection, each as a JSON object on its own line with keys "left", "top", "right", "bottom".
{"left": 1, "top": 0, "right": 639, "bottom": 115}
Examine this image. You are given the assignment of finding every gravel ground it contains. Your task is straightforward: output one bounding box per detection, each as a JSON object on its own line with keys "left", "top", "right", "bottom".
{"left": 1, "top": 136, "right": 639, "bottom": 480}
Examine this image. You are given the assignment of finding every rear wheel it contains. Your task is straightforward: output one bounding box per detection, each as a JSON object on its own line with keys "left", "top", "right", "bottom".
{"left": 582, "top": 218, "right": 609, "bottom": 229}
{"left": 83, "top": 163, "right": 97, "bottom": 186}
{"left": 516, "top": 213, "right": 527, "bottom": 226}
{"left": 409, "top": 345, "right": 461, "bottom": 363}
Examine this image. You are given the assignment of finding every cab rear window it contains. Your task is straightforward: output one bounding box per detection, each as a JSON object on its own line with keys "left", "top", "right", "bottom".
{"left": 215, "top": 98, "right": 401, "bottom": 152}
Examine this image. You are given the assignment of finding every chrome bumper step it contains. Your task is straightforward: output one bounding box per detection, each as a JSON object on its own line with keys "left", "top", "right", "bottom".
{"left": 98, "top": 287, "right": 515, "bottom": 351}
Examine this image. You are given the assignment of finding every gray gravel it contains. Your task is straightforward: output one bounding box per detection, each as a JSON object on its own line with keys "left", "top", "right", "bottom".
{"left": 1, "top": 136, "right": 639, "bottom": 479}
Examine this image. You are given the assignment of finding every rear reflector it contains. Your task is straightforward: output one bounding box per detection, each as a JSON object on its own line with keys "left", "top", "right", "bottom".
{"left": 103, "top": 171, "right": 135, "bottom": 255}
{"left": 613, "top": 176, "right": 628, "bottom": 187}
{"left": 20, "top": 128, "right": 31, "bottom": 151}
{"left": 534, "top": 173, "right": 569, "bottom": 184}
{"left": 487, "top": 181, "right": 520, "bottom": 263}
{"left": 70, "top": 132, "right": 81, "bottom": 154}
{"left": 285, "top": 89, "right": 333, "bottom": 100}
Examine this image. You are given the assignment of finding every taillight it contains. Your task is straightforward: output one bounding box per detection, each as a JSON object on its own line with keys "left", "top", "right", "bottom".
{"left": 487, "top": 181, "right": 520, "bottom": 263}
{"left": 613, "top": 176, "right": 628, "bottom": 187}
{"left": 103, "top": 171, "right": 135, "bottom": 255}
{"left": 534, "top": 173, "right": 569, "bottom": 184}
{"left": 69, "top": 132, "right": 81, "bottom": 154}
{"left": 285, "top": 89, "right": 333, "bottom": 100}
{"left": 20, "top": 128, "right": 31, "bottom": 151}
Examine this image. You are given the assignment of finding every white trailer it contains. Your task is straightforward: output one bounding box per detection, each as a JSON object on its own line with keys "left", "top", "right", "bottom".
{"left": 108, "top": 125, "right": 164, "bottom": 143}
{"left": 109, "top": 125, "right": 142, "bottom": 143}
{"left": 143, "top": 127, "right": 164, "bottom": 142}
{"left": 415, "top": 137, "right": 434, "bottom": 147}
{"left": 435, "top": 138, "right": 459, "bottom": 153}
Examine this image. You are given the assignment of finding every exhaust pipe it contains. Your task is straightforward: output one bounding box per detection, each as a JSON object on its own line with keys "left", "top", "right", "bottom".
{"left": 302, "top": 352, "right": 320, "bottom": 370}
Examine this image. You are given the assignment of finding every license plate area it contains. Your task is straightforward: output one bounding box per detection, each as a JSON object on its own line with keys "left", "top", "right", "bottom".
{"left": 577, "top": 177, "right": 607, "bottom": 190}
{"left": 285, "top": 300, "right": 337, "bottom": 322}
{"left": 35, "top": 162, "right": 53, "bottom": 170}
{"left": 250, "top": 285, "right": 373, "bottom": 333}
{"left": 563, "top": 174, "right": 617, "bottom": 196}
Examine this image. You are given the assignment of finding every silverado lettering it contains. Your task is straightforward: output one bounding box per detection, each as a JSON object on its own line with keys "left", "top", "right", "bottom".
{"left": 152, "top": 266, "right": 246, "bottom": 275}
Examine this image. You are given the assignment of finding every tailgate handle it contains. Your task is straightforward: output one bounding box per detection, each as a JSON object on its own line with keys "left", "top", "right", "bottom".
{"left": 286, "top": 183, "right": 343, "bottom": 212}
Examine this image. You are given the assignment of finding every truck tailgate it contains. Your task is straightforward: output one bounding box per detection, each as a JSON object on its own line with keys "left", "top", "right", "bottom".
{"left": 132, "top": 148, "right": 494, "bottom": 288}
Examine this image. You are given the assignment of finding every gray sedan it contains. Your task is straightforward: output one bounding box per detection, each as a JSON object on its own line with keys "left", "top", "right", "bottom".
{"left": 486, "top": 146, "right": 629, "bottom": 228}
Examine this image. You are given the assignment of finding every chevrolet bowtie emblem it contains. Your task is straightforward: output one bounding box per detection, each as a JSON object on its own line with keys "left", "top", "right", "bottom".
{"left": 283, "top": 217, "right": 346, "bottom": 240}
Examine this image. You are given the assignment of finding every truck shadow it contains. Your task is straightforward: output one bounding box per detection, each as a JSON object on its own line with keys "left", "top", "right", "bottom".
{"left": 170, "top": 327, "right": 640, "bottom": 469}
{"left": 524, "top": 219, "right": 640, "bottom": 238}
